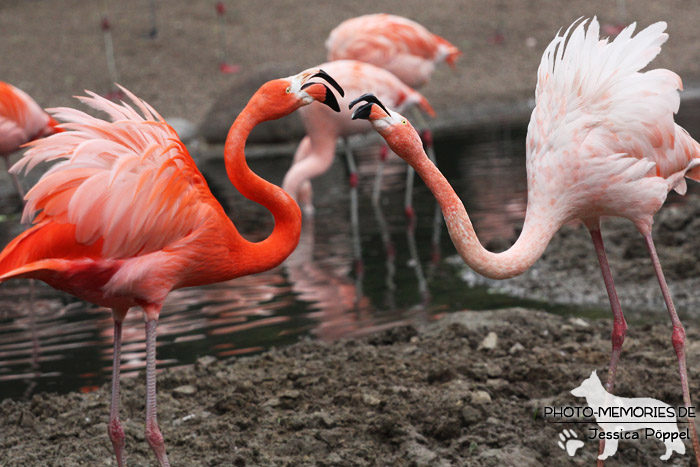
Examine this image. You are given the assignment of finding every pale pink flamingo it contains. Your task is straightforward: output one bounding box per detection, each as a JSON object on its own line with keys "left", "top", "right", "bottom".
{"left": 327, "top": 13, "right": 461, "bottom": 217}
{"left": 0, "top": 82, "right": 61, "bottom": 200}
{"left": 282, "top": 59, "right": 434, "bottom": 264}
{"left": 351, "top": 18, "right": 700, "bottom": 464}
{"left": 0, "top": 69, "right": 343, "bottom": 466}
{"left": 326, "top": 13, "right": 460, "bottom": 89}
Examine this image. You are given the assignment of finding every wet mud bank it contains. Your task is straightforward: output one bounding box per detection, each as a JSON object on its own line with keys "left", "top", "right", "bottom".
{"left": 2, "top": 308, "right": 699, "bottom": 466}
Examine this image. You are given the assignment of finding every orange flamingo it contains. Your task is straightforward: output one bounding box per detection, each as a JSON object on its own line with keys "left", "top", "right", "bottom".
{"left": 0, "top": 82, "right": 61, "bottom": 200}
{"left": 352, "top": 18, "right": 700, "bottom": 464}
{"left": 0, "top": 69, "right": 343, "bottom": 466}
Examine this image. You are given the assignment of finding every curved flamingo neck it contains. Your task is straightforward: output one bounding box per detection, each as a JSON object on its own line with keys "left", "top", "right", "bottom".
{"left": 224, "top": 100, "right": 301, "bottom": 276}
{"left": 408, "top": 144, "right": 558, "bottom": 280}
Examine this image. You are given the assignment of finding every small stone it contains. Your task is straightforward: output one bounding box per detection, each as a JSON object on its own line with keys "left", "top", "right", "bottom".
{"left": 263, "top": 398, "right": 280, "bottom": 407}
{"left": 461, "top": 406, "right": 481, "bottom": 425}
{"left": 312, "top": 411, "right": 336, "bottom": 429}
{"left": 471, "top": 390, "right": 492, "bottom": 405}
{"left": 509, "top": 342, "right": 525, "bottom": 355}
{"left": 362, "top": 393, "right": 382, "bottom": 406}
{"left": 196, "top": 355, "right": 217, "bottom": 368}
{"left": 173, "top": 385, "right": 197, "bottom": 396}
{"left": 478, "top": 332, "right": 498, "bottom": 350}
{"left": 486, "top": 378, "right": 507, "bottom": 390}
{"left": 280, "top": 389, "right": 301, "bottom": 399}
{"left": 569, "top": 317, "right": 590, "bottom": 328}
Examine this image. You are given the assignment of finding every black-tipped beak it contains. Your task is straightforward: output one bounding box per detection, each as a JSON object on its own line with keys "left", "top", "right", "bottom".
{"left": 349, "top": 93, "right": 389, "bottom": 115}
{"left": 322, "top": 86, "right": 340, "bottom": 112}
{"left": 310, "top": 70, "right": 345, "bottom": 97}
{"left": 351, "top": 102, "right": 373, "bottom": 120}
{"left": 301, "top": 82, "right": 340, "bottom": 112}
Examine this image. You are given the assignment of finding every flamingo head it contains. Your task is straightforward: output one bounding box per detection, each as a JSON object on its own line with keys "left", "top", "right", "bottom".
{"left": 253, "top": 68, "right": 344, "bottom": 121}
{"left": 43, "top": 116, "right": 64, "bottom": 136}
{"left": 350, "top": 93, "right": 423, "bottom": 162}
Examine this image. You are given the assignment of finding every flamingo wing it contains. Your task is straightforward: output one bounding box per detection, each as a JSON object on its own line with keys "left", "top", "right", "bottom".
{"left": 9, "top": 87, "right": 214, "bottom": 261}
{"left": 529, "top": 18, "right": 700, "bottom": 194}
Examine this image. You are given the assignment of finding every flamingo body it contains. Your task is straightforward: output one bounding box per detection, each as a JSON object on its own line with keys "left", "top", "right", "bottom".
{"left": 0, "top": 89, "right": 250, "bottom": 310}
{"left": 282, "top": 59, "right": 434, "bottom": 208}
{"left": 326, "top": 14, "right": 460, "bottom": 88}
{"left": 526, "top": 20, "right": 700, "bottom": 232}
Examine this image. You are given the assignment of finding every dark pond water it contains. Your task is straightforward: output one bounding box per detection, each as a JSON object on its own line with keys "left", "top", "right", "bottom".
{"left": 4, "top": 107, "right": 700, "bottom": 400}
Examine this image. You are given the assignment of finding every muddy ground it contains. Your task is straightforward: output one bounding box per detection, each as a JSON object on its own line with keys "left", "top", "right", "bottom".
{"left": 1, "top": 308, "right": 699, "bottom": 466}
{"left": 458, "top": 196, "right": 700, "bottom": 315}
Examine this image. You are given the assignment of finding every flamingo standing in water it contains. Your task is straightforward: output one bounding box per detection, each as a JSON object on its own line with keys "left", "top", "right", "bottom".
{"left": 327, "top": 13, "right": 461, "bottom": 264}
{"left": 282, "top": 59, "right": 434, "bottom": 264}
{"left": 0, "top": 70, "right": 343, "bottom": 466}
{"left": 0, "top": 82, "right": 61, "bottom": 200}
{"left": 352, "top": 18, "right": 700, "bottom": 464}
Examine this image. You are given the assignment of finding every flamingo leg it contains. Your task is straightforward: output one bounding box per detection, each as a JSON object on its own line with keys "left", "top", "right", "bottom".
{"left": 108, "top": 315, "right": 126, "bottom": 467}
{"left": 370, "top": 174, "right": 396, "bottom": 310}
{"left": 588, "top": 226, "right": 626, "bottom": 466}
{"left": 371, "top": 146, "right": 388, "bottom": 206}
{"left": 406, "top": 214, "right": 430, "bottom": 306}
{"left": 144, "top": 316, "right": 170, "bottom": 467}
{"left": 643, "top": 233, "right": 700, "bottom": 464}
{"left": 343, "top": 137, "right": 362, "bottom": 266}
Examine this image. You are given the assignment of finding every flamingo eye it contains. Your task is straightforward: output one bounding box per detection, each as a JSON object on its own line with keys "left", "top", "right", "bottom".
{"left": 401, "top": 119, "right": 407, "bottom": 125}
{"left": 286, "top": 87, "right": 291, "bottom": 94}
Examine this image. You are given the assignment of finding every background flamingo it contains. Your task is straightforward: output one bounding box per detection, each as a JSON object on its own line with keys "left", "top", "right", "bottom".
{"left": 0, "top": 70, "right": 343, "bottom": 466}
{"left": 0, "top": 81, "right": 60, "bottom": 388}
{"left": 327, "top": 13, "right": 461, "bottom": 261}
{"left": 282, "top": 59, "right": 434, "bottom": 265}
{"left": 327, "top": 14, "right": 460, "bottom": 214}
{"left": 351, "top": 17, "right": 700, "bottom": 464}
{"left": 0, "top": 82, "right": 61, "bottom": 201}
{"left": 326, "top": 13, "right": 461, "bottom": 89}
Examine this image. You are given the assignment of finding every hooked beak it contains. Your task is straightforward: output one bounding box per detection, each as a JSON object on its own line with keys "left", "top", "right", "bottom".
{"left": 301, "top": 69, "right": 345, "bottom": 112}
{"left": 349, "top": 93, "right": 389, "bottom": 120}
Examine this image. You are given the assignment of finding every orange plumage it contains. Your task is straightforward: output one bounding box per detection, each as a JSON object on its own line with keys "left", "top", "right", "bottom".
{"left": 0, "top": 69, "right": 344, "bottom": 466}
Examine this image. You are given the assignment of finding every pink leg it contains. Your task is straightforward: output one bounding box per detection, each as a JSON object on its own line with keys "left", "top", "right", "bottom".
{"left": 108, "top": 317, "right": 125, "bottom": 467}
{"left": 145, "top": 316, "right": 170, "bottom": 467}
{"left": 643, "top": 233, "right": 700, "bottom": 464}
{"left": 589, "top": 228, "right": 627, "bottom": 392}
{"left": 589, "top": 227, "right": 626, "bottom": 466}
